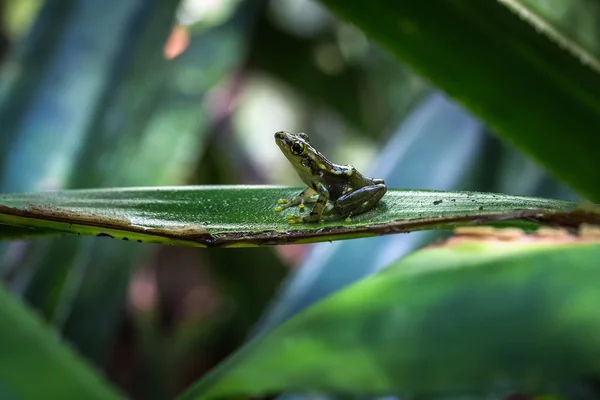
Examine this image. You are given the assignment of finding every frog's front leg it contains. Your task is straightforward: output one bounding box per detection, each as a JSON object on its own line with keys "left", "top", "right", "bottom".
{"left": 334, "top": 183, "right": 386, "bottom": 218}
{"left": 274, "top": 187, "right": 317, "bottom": 212}
{"left": 287, "top": 182, "right": 329, "bottom": 224}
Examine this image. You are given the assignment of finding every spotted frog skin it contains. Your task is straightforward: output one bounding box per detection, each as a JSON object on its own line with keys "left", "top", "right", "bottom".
{"left": 274, "top": 131, "right": 387, "bottom": 224}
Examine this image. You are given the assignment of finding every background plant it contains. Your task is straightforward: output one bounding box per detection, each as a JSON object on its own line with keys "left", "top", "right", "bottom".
{"left": 0, "top": 0, "right": 597, "bottom": 399}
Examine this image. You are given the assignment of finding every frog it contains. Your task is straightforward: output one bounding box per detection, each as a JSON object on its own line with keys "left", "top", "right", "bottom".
{"left": 274, "top": 131, "right": 387, "bottom": 224}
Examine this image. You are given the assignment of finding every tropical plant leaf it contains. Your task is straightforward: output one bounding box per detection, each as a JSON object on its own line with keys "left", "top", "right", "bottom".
{"left": 319, "top": 0, "right": 600, "bottom": 202}
{"left": 0, "top": 283, "right": 123, "bottom": 399}
{"left": 0, "top": 187, "right": 593, "bottom": 247}
{"left": 499, "top": 0, "right": 600, "bottom": 74}
{"left": 178, "top": 239, "right": 600, "bottom": 399}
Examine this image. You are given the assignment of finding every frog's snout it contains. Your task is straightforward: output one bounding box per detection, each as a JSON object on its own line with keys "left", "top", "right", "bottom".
{"left": 274, "top": 131, "right": 288, "bottom": 142}
{"left": 274, "top": 131, "right": 292, "bottom": 148}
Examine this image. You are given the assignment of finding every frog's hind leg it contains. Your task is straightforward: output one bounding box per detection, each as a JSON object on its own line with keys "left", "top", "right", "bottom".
{"left": 335, "top": 184, "right": 387, "bottom": 218}
{"left": 275, "top": 187, "right": 317, "bottom": 212}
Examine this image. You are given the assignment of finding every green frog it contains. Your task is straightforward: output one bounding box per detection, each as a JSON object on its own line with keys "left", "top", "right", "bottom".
{"left": 274, "top": 131, "right": 387, "bottom": 224}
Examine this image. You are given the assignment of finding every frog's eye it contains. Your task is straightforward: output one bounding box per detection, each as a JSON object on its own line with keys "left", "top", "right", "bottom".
{"left": 291, "top": 141, "right": 304, "bottom": 155}
{"left": 298, "top": 132, "right": 310, "bottom": 142}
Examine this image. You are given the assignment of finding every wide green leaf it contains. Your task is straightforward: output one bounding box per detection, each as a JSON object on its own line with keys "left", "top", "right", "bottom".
{"left": 319, "top": 0, "right": 600, "bottom": 202}
{"left": 500, "top": 0, "right": 600, "bottom": 73}
{"left": 0, "top": 284, "right": 123, "bottom": 399}
{"left": 179, "top": 239, "right": 600, "bottom": 399}
{"left": 0, "top": 186, "right": 593, "bottom": 247}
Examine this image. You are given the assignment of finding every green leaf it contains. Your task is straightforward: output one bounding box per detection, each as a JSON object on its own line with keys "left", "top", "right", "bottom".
{"left": 0, "top": 187, "right": 592, "bottom": 247}
{"left": 178, "top": 240, "right": 600, "bottom": 399}
{"left": 500, "top": 0, "right": 600, "bottom": 73}
{"left": 0, "top": 284, "right": 123, "bottom": 399}
{"left": 319, "top": 0, "right": 600, "bottom": 202}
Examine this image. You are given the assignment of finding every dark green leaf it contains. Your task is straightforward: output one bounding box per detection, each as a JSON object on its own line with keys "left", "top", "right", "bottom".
{"left": 501, "top": 0, "right": 600, "bottom": 72}
{"left": 179, "top": 240, "right": 600, "bottom": 399}
{"left": 319, "top": 0, "right": 600, "bottom": 202}
{"left": 0, "top": 284, "right": 123, "bottom": 399}
{"left": 0, "top": 187, "right": 591, "bottom": 246}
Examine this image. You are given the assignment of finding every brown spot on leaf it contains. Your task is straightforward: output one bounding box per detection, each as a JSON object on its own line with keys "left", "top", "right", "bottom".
{"left": 446, "top": 225, "right": 600, "bottom": 246}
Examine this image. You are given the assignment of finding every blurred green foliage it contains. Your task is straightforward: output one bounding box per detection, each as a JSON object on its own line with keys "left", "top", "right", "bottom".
{"left": 183, "top": 241, "right": 600, "bottom": 400}
{"left": 0, "top": 0, "right": 597, "bottom": 399}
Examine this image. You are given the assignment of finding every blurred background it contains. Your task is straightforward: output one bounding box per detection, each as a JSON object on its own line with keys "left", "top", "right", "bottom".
{"left": 0, "top": 0, "right": 578, "bottom": 398}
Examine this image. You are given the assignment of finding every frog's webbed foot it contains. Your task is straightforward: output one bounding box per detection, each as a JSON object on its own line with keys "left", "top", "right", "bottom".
{"left": 286, "top": 214, "right": 304, "bottom": 224}
{"left": 274, "top": 198, "right": 299, "bottom": 212}
{"left": 274, "top": 187, "right": 317, "bottom": 212}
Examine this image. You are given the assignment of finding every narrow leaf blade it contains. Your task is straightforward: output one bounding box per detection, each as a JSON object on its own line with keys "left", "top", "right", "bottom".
{"left": 0, "top": 285, "right": 123, "bottom": 399}
{"left": 0, "top": 187, "right": 587, "bottom": 246}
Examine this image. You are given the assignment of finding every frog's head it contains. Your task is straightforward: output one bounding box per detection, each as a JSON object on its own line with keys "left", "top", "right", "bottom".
{"left": 275, "top": 130, "right": 311, "bottom": 161}
{"left": 274, "top": 131, "right": 320, "bottom": 183}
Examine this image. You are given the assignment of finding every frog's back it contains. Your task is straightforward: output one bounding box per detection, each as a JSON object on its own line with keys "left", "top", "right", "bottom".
{"left": 350, "top": 168, "right": 382, "bottom": 189}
